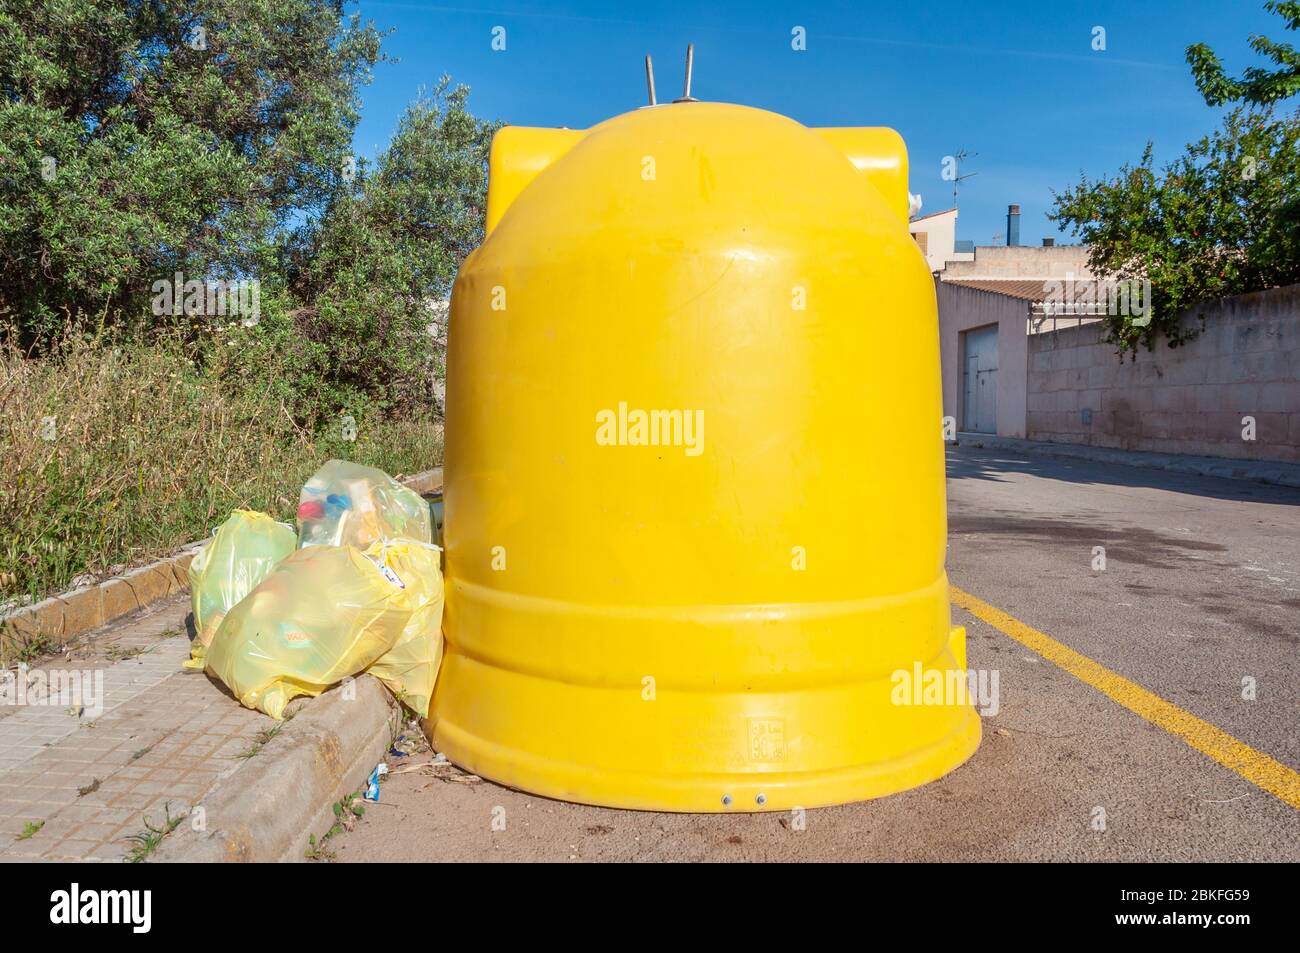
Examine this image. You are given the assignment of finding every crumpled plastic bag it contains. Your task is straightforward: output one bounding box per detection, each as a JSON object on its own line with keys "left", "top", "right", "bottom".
{"left": 296, "top": 459, "right": 432, "bottom": 549}
{"left": 366, "top": 590, "right": 444, "bottom": 718}
{"left": 203, "top": 539, "right": 444, "bottom": 719}
{"left": 184, "top": 510, "right": 296, "bottom": 669}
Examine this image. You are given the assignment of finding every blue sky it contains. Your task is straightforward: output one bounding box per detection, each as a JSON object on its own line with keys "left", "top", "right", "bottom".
{"left": 353, "top": 0, "right": 1294, "bottom": 246}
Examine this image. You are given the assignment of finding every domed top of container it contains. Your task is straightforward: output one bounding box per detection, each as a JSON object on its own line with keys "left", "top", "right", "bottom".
{"left": 480, "top": 101, "right": 914, "bottom": 254}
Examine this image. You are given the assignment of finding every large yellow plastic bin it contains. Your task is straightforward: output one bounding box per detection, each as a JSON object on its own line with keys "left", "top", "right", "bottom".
{"left": 428, "top": 101, "right": 980, "bottom": 812}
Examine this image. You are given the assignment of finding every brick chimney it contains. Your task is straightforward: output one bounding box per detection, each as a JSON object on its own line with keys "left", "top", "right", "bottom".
{"left": 1006, "top": 204, "right": 1020, "bottom": 247}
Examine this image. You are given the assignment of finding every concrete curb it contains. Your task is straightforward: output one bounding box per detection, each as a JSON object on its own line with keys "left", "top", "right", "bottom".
{"left": 1, "top": 467, "right": 444, "bottom": 651}
{"left": 153, "top": 675, "right": 399, "bottom": 863}
{"left": 0, "top": 544, "right": 204, "bottom": 649}
{"left": 952, "top": 434, "right": 1300, "bottom": 489}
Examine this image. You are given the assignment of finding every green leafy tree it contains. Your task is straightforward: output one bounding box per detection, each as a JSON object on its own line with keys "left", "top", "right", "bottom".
{"left": 1050, "top": 108, "right": 1300, "bottom": 353}
{"left": 290, "top": 78, "right": 498, "bottom": 415}
{"left": 0, "top": 0, "right": 382, "bottom": 342}
{"left": 1187, "top": 1, "right": 1300, "bottom": 105}
{"left": 1055, "top": 7, "right": 1300, "bottom": 355}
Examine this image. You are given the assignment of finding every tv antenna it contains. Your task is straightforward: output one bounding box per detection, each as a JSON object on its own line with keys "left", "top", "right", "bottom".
{"left": 951, "top": 148, "right": 978, "bottom": 206}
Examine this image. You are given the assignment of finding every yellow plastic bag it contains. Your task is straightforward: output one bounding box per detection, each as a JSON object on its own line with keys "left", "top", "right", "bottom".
{"left": 203, "top": 539, "right": 443, "bottom": 719}
{"left": 366, "top": 593, "right": 444, "bottom": 718}
{"left": 296, "top": 459, "right": 432, "bottom": 549}
{"left": 367, "top": 542, "right": 444, "bottom": 717}
{"left": 185, "top": 510, "right": 296, "bottom": 669}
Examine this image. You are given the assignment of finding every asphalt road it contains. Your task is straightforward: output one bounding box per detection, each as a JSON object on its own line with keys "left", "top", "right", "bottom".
{"left": 333, "top": 446, "right": 1300, "bottom": 861}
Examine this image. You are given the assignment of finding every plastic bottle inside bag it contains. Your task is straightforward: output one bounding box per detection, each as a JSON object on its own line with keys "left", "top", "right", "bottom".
{"left": 296, "top": 459, "right": 432, "bottom": 549}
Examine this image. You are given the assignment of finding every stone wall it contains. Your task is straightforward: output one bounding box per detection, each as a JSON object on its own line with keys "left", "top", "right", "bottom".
{"left": 1026, "top": 285, "right": 1300, "bottom": 463}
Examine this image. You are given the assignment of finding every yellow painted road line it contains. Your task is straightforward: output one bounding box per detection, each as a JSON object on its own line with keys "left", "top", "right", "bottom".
{"left": 951, "top": 585, "right": 1300, "bottom": 810}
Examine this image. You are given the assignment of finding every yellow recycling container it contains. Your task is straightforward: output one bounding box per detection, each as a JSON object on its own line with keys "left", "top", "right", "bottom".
{"left": 430, "top": 100, "right": 980, "bottom": 812}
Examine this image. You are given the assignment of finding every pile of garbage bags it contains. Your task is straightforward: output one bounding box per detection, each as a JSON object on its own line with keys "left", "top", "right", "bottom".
{"left": 186, "top": 460, "right": 444, "bottom": 720}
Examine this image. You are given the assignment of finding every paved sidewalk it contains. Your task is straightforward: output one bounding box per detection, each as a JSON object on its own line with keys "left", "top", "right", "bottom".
{"left": 0, "top": 594, "right": 274, "bottom": 862}
{"left": 954, "top": 432, "right": 1300, "bottom": 488}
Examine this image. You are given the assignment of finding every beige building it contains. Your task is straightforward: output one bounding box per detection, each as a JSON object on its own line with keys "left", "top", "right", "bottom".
{"left": 934, "top": 227, "right": 1099, "bottom": 436}
{"left": 908, "top": 207, "right": 974, "bottom": 273}
{"left": 939, "top": 242, "right": 1092, "bottom": 283}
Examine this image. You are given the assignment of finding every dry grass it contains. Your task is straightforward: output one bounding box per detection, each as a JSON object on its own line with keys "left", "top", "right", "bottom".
{"left": 0, "top": 331, "right": 442, "bottom": 606}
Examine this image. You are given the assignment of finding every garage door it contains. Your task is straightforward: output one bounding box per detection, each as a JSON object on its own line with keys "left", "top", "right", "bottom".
{"left": 962, "top": 324, "right": 998, "bottom": 434}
